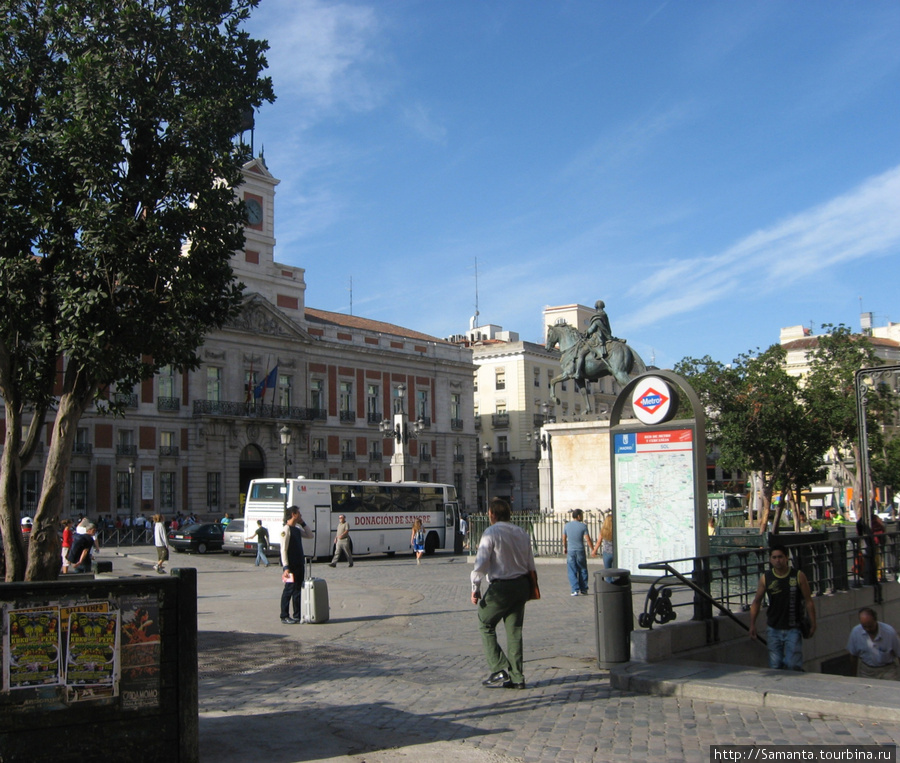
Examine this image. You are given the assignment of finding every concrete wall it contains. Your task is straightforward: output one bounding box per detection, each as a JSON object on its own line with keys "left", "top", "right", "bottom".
{"left": 629, "top": 583, "right": 900, "bottom": 672}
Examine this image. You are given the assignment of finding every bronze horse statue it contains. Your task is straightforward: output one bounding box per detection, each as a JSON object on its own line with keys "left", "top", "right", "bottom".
{"left": 545, "top": 322, "right": 646, "bottom": 413}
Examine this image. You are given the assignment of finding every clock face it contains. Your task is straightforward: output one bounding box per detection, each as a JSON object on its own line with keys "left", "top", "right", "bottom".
{"left": 245, "top": 198, "right": 263, "bottom": 225}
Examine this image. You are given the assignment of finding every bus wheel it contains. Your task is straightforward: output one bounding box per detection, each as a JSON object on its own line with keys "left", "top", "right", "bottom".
{"left": 424, "top": 532, "right": 438, "bottom": 555}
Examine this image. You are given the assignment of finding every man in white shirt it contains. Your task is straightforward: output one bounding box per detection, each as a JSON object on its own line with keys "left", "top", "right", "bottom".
{"left": 471, "top": 497, "right": 536, "bottom": 690}
{"left": 847, "top": 607, "right": 900, "bottom": 681}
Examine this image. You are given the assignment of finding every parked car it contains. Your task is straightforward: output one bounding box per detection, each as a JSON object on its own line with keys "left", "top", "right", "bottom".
{"left": 222, "top": 519, "right": 247, "bottom": 556}
{"left": 167, "top": 523, "right": 225, "bottom": 554}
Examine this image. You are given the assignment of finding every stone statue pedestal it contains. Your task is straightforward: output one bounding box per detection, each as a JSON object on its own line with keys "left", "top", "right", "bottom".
{"left": 539, "top": 420, "right": 613, "bottom": 516}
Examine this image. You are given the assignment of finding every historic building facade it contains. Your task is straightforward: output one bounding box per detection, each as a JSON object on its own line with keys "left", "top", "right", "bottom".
{"left": 14, "top": 159, "right": 478, "bottom": 520}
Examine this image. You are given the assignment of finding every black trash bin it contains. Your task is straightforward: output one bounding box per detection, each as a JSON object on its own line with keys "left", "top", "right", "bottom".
{"left": 594, "top": 568, "right": 632, "bottom": 668}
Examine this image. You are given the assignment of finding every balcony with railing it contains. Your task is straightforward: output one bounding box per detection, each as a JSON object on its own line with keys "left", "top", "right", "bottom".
{"left": 159, "top": 446, "right": 180, "bottom": 458}
{"left": 453, "top": 453, "right": 465, "bottom": 463}
{"left": 367, "top": 411, "right": 382, "bottom": 425}
{"left": 116, "top": 444, "right": 138, "bottom": 457}
{"left": 369, "top": 450, "right": 383, "bottom": 462}
{"left": 114, "top": 392, "right": 138, "bottom": 408}
{"left": 339, "top": 410, "right": 356, "bottom": 423}
{"left": 492, "top": 413, "right": 510, "bottom": 428}
{"left": 311, "top": 449, "right": 327, "bottom": 460}
{"left": 419, "top": 452, "right": 431, "bottom": 462}
{"left": 72, "top": 443, "right": 93, "bottom": 457}
{"left": 450, "top": 418, "right": 464, "bottom": 430}
{"left": 491, "top": 450, "right": 511, "bottom": 464}
{"left": 341, "top": 450, "right": 356, "bottom": 461}
{"left": 474, "top": 416, "right": 482, "bottom": 430}
{"left": 157, "top": 396, "right": 181, "bottom": 412}
{"left": 192, "top": 399, "right": 320, "bottom": 422}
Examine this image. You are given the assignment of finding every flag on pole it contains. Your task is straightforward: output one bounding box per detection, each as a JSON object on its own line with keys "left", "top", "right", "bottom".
{"left": 254, "top": 366, "right": 278, "bottom": 399}
{"left": 245, "top": 360, "right": 254, "bottom": 404}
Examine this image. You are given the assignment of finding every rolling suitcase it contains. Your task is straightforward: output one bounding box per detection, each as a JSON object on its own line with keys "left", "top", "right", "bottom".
{"left": 301, "top": 557, "right": 329, "bottom": 624}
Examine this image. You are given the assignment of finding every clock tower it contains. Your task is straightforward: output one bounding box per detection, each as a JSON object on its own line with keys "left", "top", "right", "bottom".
{"left": 234, "top": 157, "right": 306, "bottom": 319}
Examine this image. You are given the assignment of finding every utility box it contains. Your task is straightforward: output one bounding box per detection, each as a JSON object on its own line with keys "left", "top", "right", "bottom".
{"left": 594, "top": 568, "right": 633, "bottom": 668}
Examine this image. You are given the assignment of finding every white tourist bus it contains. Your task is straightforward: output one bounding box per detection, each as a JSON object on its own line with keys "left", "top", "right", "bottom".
{"left": 243, "top": 478, "right": 460, "bottom": 559}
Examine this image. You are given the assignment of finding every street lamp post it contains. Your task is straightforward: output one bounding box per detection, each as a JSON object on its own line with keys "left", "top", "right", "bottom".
{"left": 380, "top": 383, "right": 424, "bottom": 482}
{"left": 128, "top": 462, "right": 136, "bottom": 535}
{"left": 280, "top": 426, "right": 292, "bottom": 517}
{"left": 481, "top": 443, "right": 493, "bottom": 514}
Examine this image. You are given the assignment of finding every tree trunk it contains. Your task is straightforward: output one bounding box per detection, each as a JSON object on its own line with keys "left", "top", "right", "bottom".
{"left": 26, "top": 366, "right": 95, "bottom": 581}
{"left": 0, "top": 403, "right": 26, "bottom": 581}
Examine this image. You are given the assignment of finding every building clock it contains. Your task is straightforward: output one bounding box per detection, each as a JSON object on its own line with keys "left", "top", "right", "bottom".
{"left": 245, "top": 198, "right": 263, "bottom": 226}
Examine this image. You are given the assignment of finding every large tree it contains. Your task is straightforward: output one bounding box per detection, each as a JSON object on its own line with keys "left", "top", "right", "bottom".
{"left": 802, "top": 324, "right": 897, "bottom": 521}
{"left": 676, "top": 346, "right": 829, "bottom": 531}
{"left": 0, "top": 0, "right": 274, "bottom": 580}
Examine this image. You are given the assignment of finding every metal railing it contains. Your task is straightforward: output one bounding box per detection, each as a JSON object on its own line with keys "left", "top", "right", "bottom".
{"left": 96, "top": 526, "right": 153, "bottom": 547}
{"left": 468, "top": 511, "right": 606, "bottom": 556}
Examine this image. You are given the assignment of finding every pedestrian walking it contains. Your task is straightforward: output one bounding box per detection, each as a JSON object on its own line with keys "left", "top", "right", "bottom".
{"left": 329, "top": 514, "right": 353, "bottom": 567}
{"left": 152, "top": 514, "right": 170, "bottom": 574}
{"left": 411, "top": 518, "right": 425, "bottom": 564}
{"left": 847, "top": 607, "right": 900, "bottom": 681}
{"left": 562, "top": 509, "right": 593, "bottom": 596}
{"left": 749, "top": 544, "right": 816, "bottom": 670}
{"left": 591, "top": 512, "right": 615, "bottom": 583}
{"left": 61, "top": 519, "right": 73, "bottom": 574}
{"left": 248, "top": 519, "right": 270, "bottom": 567}
{"left": 471, "top": 497, "right": 537, "bottom": 690}
{"left": 280, "top": 506, "right": 313, "bottom": 624}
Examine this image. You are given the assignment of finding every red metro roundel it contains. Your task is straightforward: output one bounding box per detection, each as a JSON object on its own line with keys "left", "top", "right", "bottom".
{"left": 631, "top": 376, "right": 678, "bottom": 425}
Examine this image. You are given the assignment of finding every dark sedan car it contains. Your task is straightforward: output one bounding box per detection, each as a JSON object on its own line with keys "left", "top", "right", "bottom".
{"left": 167, "top": 523, "right": 225, "bottom": 554}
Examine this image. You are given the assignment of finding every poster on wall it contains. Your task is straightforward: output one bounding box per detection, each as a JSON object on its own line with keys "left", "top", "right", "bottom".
{"left": 6, "top": 607, "right": 62, "bottom": 690}
{"left": 613, "top": 429, "right": 697, "bottom": 574}
{"left": 119, "top": 593, "right": 162, "bottom": 711}
{"left": 64, "top": 609, "right": 119, "bottom": 702}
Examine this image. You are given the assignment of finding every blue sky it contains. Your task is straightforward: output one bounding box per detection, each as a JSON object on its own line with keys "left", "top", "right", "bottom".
{"left": 244, "top": 1, "right": 900, "bottom": 369}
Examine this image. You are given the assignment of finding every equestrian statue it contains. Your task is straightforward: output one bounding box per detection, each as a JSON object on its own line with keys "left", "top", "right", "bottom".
{"left": 545, "top": 300, "right": 647, "bottom": 413}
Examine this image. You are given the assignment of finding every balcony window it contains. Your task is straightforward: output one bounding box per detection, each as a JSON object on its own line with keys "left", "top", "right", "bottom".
{"left": 207, "top": 367, "right": 222, "bottom": 402}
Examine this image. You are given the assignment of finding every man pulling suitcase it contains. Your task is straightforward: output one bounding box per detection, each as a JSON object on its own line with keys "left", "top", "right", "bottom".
{"left": 280, "top": 506, "right": 313, "bottom": 624}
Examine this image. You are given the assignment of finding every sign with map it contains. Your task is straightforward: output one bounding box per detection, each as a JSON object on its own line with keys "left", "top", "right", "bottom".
{"left": 613, "top": 429, "right": 697, "bottom": 574}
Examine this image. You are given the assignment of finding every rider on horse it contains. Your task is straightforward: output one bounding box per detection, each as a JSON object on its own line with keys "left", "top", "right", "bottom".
{"left": 571, "top": 300, "right": 615, "bottom": 380}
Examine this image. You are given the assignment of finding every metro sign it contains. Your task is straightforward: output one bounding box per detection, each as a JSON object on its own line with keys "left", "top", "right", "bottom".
{"left": 631, "top": 376, "right": 678, "bottom": 425}
{"left": 635, "top": 387, "right": 668, "bottom": 415}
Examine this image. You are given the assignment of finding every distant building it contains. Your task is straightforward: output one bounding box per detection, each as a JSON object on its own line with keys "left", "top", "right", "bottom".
{"left": 11, "top": 158, "right": 478, "bottom": 519}
{"left": 449, "top": 305, "right": 624, "bottom": 512}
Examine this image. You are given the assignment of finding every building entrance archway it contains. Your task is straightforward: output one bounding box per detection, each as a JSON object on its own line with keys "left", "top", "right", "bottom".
{"left": 239, "top": 444, "right": 266, "bottom": 508}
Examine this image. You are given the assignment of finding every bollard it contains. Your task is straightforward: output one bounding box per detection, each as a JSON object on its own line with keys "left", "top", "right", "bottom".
{"left": 594, "top": 568, "right": 633, "bottom": 668}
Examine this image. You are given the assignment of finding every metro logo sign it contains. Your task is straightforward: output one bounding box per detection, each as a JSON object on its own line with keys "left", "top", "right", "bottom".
{"left": 630, "top": 376, "right": 678, "bottom": 425}
{"left": 635, "top": 388, "right": 668, "bottom": 415}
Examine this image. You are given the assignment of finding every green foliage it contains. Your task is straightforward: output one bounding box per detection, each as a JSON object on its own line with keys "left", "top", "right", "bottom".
{"left": 0, "top": 0, "right": 275, "bottom": 579}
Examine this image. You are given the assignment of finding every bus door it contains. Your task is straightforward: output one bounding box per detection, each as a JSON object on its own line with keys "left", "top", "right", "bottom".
{"left": 314, "top": 504, "right": 331, "bottom": 558}
{"left": 445, "top": 502, "right": 460, "bottom": 553}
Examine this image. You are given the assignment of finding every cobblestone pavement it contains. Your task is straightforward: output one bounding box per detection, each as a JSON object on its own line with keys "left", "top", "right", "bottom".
{"left": 112, "top": 547, "right": 900, "bottom": 763}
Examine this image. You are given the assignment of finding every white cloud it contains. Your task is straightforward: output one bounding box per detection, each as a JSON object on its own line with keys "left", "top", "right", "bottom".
{"left": 256, "top": 0, "right": 386, "bottom": 119}
{"left": 623, "top": 164, "right": 900, "bottom": 330}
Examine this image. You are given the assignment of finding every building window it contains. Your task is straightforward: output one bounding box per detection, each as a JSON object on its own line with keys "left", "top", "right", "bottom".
{"left": 473, "top": 372, "right": 478, "bottom": 392}
{"left": 420, "top": 441, "right": 431, "bottom": 462}
{"left": 367, "top": 384, "right": 380, "bottom": 423}
{"left": 312, "top": 472, "right": 325, "bottom": 480}
{"left": 69, "top": 471, "right": 88, "bottom": 515}
{"left": 207, "top": 473, "right": 220, "bottom": 510}
{"left": 342, "top": 472, "right": 354, "bottom": 481}
{"left": 159, "top": 365, "right": 175, "bottom": 398}
{"left": 207, "top": 367, "right": 222, "bottom": 402}
{"left": 369, "top": 440, "right": 382, "bottom": 461}
{"left": 310, "top": 379, "right": 324, "bottom": 412}
{"left": 416, "top": 389, "right": 428, "bottom": 421}
{"left": 534, "top": 368, "right": 541, "bottom": 388}
{"left": 497, "top": 435, "right": 508, "bottom": 454}
{"left": 73, "top": 427, "right": 91, "bottom": 455}
{"left": 454, "top": 472, "right": 463, "bottom": 501}
{"left": 547, "top": 369, "right": 553, "bottom": 390}
{"left": 420, "top": 473, "right": 430, "bottom": 483}
{"left": 160, "top": 431, "right": 178, "bottom": 457}
{"left": 369, "top": 472, "right": 381, "bottom": 482}
{"left": 279, "top": 374, "right": 292, "bottom": 408}
{"left": 116, "top": 471, "right": 132, "bottom": 511}
{"left": 495, "top": 368, "right": 506, "bottom": 390}
{"left": 450, "top": 392, "right": 463, "bottom": 429}
{"left": 21, "top": 471, "right": 39, "bottom": 514}
{"left": 340, "top": 381, "right": 354, "bottom": 421}
{"left": 496, "top": 402, "right": 506, "bottom": 415}
{"left": 117, "top": 429, "right": 136, "bottom": 457}
{"left": 160, "top": 472, "right": 175, "bottom": 511}
{"left": 341, "top": 439, "right": 354, "bottom": 460}
{"left": 311, "top": 438, "right": 326, "bottom": 460}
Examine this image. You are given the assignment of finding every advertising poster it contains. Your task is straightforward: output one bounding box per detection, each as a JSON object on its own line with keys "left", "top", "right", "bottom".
{"left": 119, "top": 593, "right": 162, "bottom": 711}
{"left": 64, "top": 610, "right": 119, "bottom": 700}
{"left": 7, "top": 607, "right": 62, "bottom": 689}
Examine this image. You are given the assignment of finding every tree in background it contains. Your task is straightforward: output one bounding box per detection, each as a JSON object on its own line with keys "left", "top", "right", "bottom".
{"left": 0, "top": 0, "right": 274, "bottom": 580}
{"left": 802, "top": 324, "right": 897, "bottom": 522}
{"left": 676, "top": 346, "right": 829, "bottom": 532}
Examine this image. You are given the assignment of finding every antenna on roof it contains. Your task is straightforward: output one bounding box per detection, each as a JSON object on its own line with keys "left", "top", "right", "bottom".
{"left": 469, "top": 257, "right": 481, "bottom": 331}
